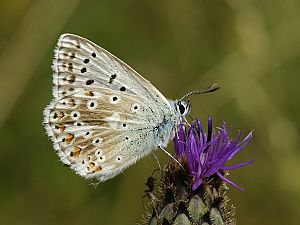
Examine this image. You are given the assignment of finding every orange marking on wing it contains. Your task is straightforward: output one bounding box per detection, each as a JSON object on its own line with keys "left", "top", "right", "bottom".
{"left": 89, "top": 162, "right": 95, "bottom": 169}
{"left": 55, "top": 124, "right": 65, "bottom": 131}
{"left": 95, "top": 166, "right": 102, "bottom": 172}
{"left": 72, "top": 146, "right": 81, "bottom": 157}
{"left": 65, "top": 133, "right": 74, "bottom": 144}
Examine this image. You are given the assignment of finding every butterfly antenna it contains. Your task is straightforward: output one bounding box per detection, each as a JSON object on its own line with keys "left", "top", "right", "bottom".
{"left": 159, "top": 146, "right": 183, "bottom": 169}
{"left": 179, "top": 83, "right": 220, "bottom": 101}
{"left": 187, "top": 114, "right": 194, "bottom": 121}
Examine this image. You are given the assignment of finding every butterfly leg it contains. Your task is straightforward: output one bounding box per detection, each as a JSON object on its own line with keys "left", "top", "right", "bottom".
{"left": 184, "top": 116, "right": 191, "bottom": 126}
{"left": 89, "top": 180, "right": 101, "bottom": 189}
{"left": 152, "top": 152, "right": 161, "bottom": 171}
{"left": 158, "top": 145, "right": 183, "bottom": 168}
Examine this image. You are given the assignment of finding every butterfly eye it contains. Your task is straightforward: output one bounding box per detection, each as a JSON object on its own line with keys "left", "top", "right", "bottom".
{"left": 178, "top": 102, "right": 186, "bottom": 115}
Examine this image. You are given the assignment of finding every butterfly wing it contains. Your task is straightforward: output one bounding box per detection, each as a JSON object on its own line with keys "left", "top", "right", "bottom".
{"left": 51, "top": 33, "right": 170, "bottom": 107}
{"left": 44, "top": 34, "right": 174, "bottom": 181}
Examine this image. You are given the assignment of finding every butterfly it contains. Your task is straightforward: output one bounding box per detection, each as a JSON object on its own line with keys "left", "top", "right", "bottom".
{"left": 43, "top": 34, "right": 219, "bottom": 182}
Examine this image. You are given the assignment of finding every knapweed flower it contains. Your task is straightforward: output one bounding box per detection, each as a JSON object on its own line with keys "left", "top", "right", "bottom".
{"left": 140, "top": 117, "right": 253, "bottom": 225}
{"left": 174, "top": 116, "right": 254, "bottom": 191}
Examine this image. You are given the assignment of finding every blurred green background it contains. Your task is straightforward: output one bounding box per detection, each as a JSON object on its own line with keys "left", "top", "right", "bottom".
{"left": 0, "top": 0, "right": 299, "bottom": 224}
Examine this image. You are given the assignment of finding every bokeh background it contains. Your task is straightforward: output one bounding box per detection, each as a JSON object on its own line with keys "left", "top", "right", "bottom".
{"left": 1, "top": 0, "right": 299, "bottom": 224}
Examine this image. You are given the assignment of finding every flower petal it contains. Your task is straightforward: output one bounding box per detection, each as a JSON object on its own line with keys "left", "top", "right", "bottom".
{"left": 228, "top": 131, "right": 253, "bottom": 160}
{"left": 222, "top": 159, "right": 255, "bottom": 170}
{"left": 192, "top": 177, "right": 203, "bottom": 191}
{"left": 216, "top": 172, "right": 245, "bottom": 190}
{"left": 174, "top": 124, "right": 186, "bottom": 157}
{"left": 173, "top": 117, "right": 253, "bottom": 191}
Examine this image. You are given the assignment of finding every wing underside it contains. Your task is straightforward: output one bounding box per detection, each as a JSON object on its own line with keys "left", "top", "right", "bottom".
{"left": 44, "top": 34, "right": 174, "bottom": 181}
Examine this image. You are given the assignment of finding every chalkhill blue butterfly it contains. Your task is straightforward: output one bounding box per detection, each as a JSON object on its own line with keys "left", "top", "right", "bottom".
{"left": 43, "top": 34, "right": 219, "bottom": 181}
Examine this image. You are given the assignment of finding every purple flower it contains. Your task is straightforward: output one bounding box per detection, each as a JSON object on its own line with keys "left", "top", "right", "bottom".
{"left": 174, "top": 116, "right": 254, "bottom": 191}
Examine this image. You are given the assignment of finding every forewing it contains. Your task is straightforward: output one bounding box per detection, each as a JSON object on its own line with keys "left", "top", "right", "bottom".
{"left": 52, "top": 33, "right": 170, "bottom": 107}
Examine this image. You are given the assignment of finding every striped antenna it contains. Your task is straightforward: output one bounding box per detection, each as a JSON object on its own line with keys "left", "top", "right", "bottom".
{"left": 179, "top": 83, "right": 220, "bottom": 101}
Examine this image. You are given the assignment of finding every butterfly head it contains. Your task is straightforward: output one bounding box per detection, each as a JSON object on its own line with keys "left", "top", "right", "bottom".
{"left": 175, "top": 99, "right": 191, "bottom": 117}
{"left": 174, "top": 83, "right": 220, "bottom": 119}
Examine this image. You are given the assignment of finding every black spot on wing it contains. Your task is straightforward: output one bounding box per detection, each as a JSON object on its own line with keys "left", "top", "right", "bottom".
{"left": 81, "top": 67, "right": 87, "bottom": 73}
{"left": 109, "top": 74, "right": 117, "bottom": 84}
{"left": 86, "top": 79, "right": 94, "bottom": 85}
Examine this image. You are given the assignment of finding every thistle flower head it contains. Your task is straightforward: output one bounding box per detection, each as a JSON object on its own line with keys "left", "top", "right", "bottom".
{"left": 140, "top": 117, "right": 254, "bottom": 225}
{"left": 174, "top": 116, "right": 254, "bottom": 191}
